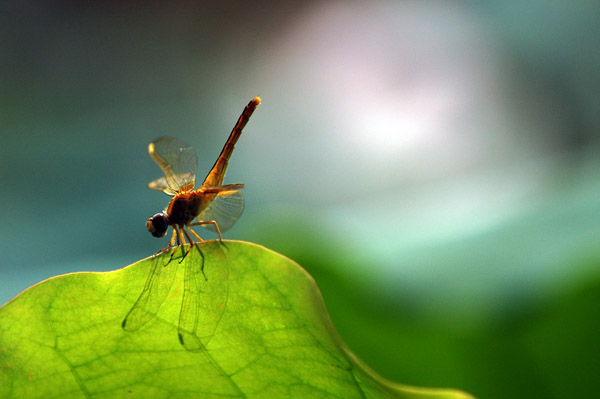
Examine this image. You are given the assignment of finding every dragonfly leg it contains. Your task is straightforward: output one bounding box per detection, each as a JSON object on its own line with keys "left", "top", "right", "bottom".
{"left": 189, "top": 220, "right": 223, "bottom": 241}
{"left": 168, "top": 225, "right": 185, "bottom": 263}
{"left": 177, "top": 225, "right": 188, "bottom": 260}
{"left": 169, "top": 228, "right": 177, "bottom": 246}
{"left": 181, "top": 228, "right": 196, "bottom": 263}
{"left": 183, "top": 227, "right": 207, "bottom": 280}
{"left": 187, "top": 226, "right": 204, "bottom": 243}
{"left": 155, "top": 229, "right": 177, "bottom": 254}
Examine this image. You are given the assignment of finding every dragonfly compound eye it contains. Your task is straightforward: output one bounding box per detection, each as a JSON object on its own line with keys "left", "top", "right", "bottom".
{"left": 147, "top": 213, "right": 169, "bottom": 237}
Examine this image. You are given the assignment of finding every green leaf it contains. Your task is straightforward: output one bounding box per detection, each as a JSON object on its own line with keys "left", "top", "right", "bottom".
{"left": 0, "top": 241, "right": 473, "bottom": 399}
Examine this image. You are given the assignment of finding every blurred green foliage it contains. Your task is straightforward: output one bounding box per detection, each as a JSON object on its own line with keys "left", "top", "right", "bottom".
{"left": 253, "top": 221, "right": 600, "bottom": 399}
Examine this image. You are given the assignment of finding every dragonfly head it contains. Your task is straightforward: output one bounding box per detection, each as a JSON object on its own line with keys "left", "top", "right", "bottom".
{"left": 147, "top": 212, "right": 169, "bottom": 238}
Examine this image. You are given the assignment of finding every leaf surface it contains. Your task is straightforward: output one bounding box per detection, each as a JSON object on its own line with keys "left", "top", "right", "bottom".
{"left": 0, "top": 241, "right": 473, "bottom": 399}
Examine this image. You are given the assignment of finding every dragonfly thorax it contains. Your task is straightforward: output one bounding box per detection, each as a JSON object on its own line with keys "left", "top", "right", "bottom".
{"left": 166, "top": 191, "right": 207, "bottom": 227}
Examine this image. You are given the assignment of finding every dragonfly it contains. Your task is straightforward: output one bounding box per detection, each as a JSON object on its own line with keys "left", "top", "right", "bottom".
{"left": 146, "top": 95, "right": 260, "bottom": 258}
{"left": 122, "top": 96, "right": 261, "bottom": 350}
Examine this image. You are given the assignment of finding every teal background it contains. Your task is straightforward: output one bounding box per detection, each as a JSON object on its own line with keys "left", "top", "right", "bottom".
{"left": 1, "top": 2, "right": 599, "bottom": 398}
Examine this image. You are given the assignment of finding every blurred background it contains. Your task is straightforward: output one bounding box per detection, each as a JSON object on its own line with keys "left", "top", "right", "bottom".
{"left": 1, "top": 1, "right": 599, "bottom": 398}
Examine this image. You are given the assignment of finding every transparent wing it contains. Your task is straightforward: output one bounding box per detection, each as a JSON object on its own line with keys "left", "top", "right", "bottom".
{"left": 122, "top": 256, "right": 178, "bottom": 332}
{"left": 197, "top": 188, "right": 245, "bottom": 233}
{"left": 177, "top": 242, "right": 229, "bottom": 351}
{"left": 148, "top": 136, "right": 197, "bottom": 193}
{"left": 178, "top": 250, "right": 203, "bottom": 351}
{"left": 148, "top": 176, "right": 177, "bottom": 196}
